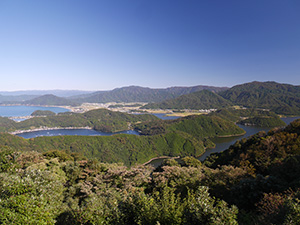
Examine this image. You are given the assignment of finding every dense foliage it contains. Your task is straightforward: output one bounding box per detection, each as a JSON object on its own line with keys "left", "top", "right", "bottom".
{"left": 239, "top": 116, "right": 286, "bottom": 127}
{"left": 0, "top": 110, "right": 247, "bottom": 166}
{"left": 0, "top": 108, "right": 159, "bottom": 133}
{"left": 142, "top": 90, "right": 232, "bottom": 110}
{"left": 135, "top": 114, "right": 245, "bottom": 138}
{"left": 31, "top": 110, "right": 56, "bottom": 116}
{"left": 211, "top": 108, "right": 287, "bottom": 127}
{"left": 219, "top": 81, "right": 300, "bottom": 115}
{"left": 1, "top": 116, "right": 300, "bottom": 223}
{"left": 0, "top": 150, "right": 240, "bottom": 224}
{"left": 0, "top": 131, "right": 204, "bottom": 166}
{"left": 202, "top": 119, "right": 300, "bottom": 223}
{"left": 142, "top": 82, "right": 300, "bottom": 116}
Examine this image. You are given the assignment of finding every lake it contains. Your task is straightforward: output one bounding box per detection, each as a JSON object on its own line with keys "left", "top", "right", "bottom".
{"left": 148, "top": 116, "right": 300, "bottom": 166}
{"left": 17, "top": 128, "right": 140, "bottom": 139}
{"left": 15, "top": 112, "right": 180, "bottom": 138}
{"left": 0, "top": 105, "right": 69, "bottom": 118}
{"left": 152, "top": 113, "right": 180, "bottom": 120}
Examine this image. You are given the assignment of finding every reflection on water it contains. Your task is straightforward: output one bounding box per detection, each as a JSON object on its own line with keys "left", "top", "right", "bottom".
{"left": 148, "top": 116, "right": 300, "bottom": 166}
{"left": 17, "top": 129, "right": 140, "bottom": 139}
{"left": 198, "top": 124, "right": 271, "bottom": 161}
{"left": 152, "top": 113, "right": 180, "bottom": 120}
{"left": 198, "top": 116, "right": 300, "bottom": 161}
{"left": 0, "top": 105, "right": 69, "bottom": 117}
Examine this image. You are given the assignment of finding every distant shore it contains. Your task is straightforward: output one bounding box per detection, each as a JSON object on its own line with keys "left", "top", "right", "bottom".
{"left": 9, "top": 126, "right": 93, "bottom": 135}
{"left": 217, "top": 131, "right": 246, "bottom": 138}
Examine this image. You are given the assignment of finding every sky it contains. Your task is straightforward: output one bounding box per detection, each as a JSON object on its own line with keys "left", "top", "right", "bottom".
{"left": 0, "top": 0, "right": 299, "bottom": 91}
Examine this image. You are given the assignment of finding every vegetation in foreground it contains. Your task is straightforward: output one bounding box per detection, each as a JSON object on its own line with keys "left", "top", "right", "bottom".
{"left": 1, "top": 119, "right": 300, "bottom": 224}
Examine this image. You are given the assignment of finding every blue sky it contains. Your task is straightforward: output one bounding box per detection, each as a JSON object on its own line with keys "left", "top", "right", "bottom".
{"left": 0, "top": 0, "right": 299, "bottom": 91}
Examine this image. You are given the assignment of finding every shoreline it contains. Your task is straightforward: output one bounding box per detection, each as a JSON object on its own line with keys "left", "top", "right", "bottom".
{"left": 216, "top": 131, "right": 246, "bottom": 138}
{"left": 9, "top": 126, "right": 93, "bottom": 135}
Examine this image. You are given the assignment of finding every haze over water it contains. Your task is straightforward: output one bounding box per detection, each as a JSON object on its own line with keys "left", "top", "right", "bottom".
{"left": 0, "top": 105, "right": 69, "bottom": 117}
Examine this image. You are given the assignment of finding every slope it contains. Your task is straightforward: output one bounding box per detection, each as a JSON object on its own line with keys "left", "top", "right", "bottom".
{"left": 142, "top": 89, "right": 232, "bottom": 109}
{"left": 219, "top": 81, "right": 300, "bottom": 115}
{"left": 24, "top": 94, "right": 78, "bottom": 106}
{"left": 72, "top": 85, "right": 228, "bottom": 103}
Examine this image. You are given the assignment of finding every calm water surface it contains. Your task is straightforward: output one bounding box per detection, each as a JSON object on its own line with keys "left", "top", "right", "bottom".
{"left": 0, "top": 105, "right": 69, "bottom": 117}
{"left": 17, "top": 129, "right": 140, "bottom": 139}
{"left": 148, "top": 116, "right": 300, "bottom": 166}
{"left": 198, "top": 117, "right": 300, "bottom": 161}
{"left": 152, "top": 113, "right": 180, "bottom": 120}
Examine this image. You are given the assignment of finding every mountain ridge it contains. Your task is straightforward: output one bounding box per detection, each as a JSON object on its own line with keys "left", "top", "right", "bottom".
{"left": 71, "top": 85, "right": 229, "bottom": 103}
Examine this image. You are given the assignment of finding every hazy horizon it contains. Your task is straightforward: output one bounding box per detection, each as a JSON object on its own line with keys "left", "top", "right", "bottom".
{"left": 0, "top": 80, "right": 299, "bottom": 93}
{"left": 1, "top": 0, "right": 299, "bottom": 91}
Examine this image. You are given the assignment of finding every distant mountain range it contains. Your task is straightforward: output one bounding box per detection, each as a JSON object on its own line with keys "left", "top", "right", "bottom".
{"left": 0, "top": 85, "right": 227, "bottom": 104}
{"left": 0, "top": 90, "right": 93, "bottom": 97}
{"left": 142, "top": 90, "right": 233, "bottom": 110}
{"left": 0, "top": 94, "right": 38, "bottom": 103}
{"left": 219, "top": 81, "right": 300, "bottom": 115}
{"left": 1, "top": 82, "right": 300, "bottom": 115}
{"left": 24, "top": 94, "right": 78, "bottom": 106}
{"left": 71, "top": 85, "right": 228, "bottom": 103}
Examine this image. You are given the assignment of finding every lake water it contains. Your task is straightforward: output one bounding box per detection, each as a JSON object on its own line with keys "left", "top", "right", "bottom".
{"left": 147, "top": 116, "right": 300, "bottom": 166}
{"left": 198, "top": 116, "right": 300, "bottom": 160}
{"left": 4, "top": 105, "right": 299, "bottom": 160}
{"left": 17, "top": 129, "right": 140, "bottom": 139}
{"left": 0, "top": 105, "right": 69, "bottom": 117}
{"left": 197, "top": 124, "right": 271, "bottom": 160}
{"left": 152, "top": 113, "right": 180, "bottom": 120}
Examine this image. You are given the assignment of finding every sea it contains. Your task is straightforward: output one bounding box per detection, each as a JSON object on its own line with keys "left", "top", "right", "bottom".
{"left": 0, "top": 105, "right": 69, "bottom": 118}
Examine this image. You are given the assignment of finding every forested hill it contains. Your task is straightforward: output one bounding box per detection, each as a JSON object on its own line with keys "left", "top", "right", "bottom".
{"left": 201, "top": 119, "right": 300, "bottom": 223}
{"left": 219, "top": 81, "right": 300, "bottom": 115}
{"left": 24, "top": 94, "right": 78, "bottom": 106}
{"left": 71, "top": 85, "right": 228, "bottom": 103}
{"left": 0, "top": 113, "right": 244, "bottom": 166}
{"left": 0, "top": 108, "right": 159, "bottom": 133}
{"left": 142, "top": 89, "right": 233, "bottom": 109}
{"left": 1, "top": 120, "right": 300, "bottom": 223}
{"left": 0, "top": 94, "right": 38, "bottom": 104}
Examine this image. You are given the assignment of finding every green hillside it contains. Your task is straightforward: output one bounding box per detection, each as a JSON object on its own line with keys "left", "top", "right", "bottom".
{"left": 0, "top": 132, "right": 204, "bottom": 166}
{"left": 219, "top": 81, "right": 300, "bottom": 115}
{"left": 134, "top": 114, "right": 245, "bottom": 138}
{"left": 24, "top": 94, "right": 78, "bottom": 106}
{"left": 73, "top": 85, "right": 228, "bottom": 103}
{"left": 211, "top": 108, "right": 286, "bottom": 127}
{"left": 0, "top": 108, "right": 159, "bottom": 133}
{"left": 142, "top": 90, "right": 232, "bottom": 109}
{"left": 1, "top": 120, "right": 300, "bottom": 224}
{"left": 31, "top": 110, "right": 56, "bottom": 116}
{"left": 0, "top": 112, "right": 245, "bottom": 166}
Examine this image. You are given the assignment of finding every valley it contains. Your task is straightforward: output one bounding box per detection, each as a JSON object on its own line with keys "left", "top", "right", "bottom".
{"left": 1, "top": 81, "right": 300, "bottom": 224}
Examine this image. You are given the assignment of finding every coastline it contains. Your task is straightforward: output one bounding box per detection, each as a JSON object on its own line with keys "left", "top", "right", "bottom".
{"left": 216, "top": 131, "right": 246, "bottom": 138}
{"left": 9, "top": 126, "right": 93, "bottom": 135}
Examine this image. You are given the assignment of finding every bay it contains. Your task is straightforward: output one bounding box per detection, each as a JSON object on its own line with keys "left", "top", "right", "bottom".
{"left": 16, "top": 128, "right": 140, "bottom": 139}
{"left": 148, "top": 116, "right": 300, "bottom": 166}
{"left": 0, "top": 105, "right": 69, "bottom": 117}
{"left": 152, "top": 113, "right": 180, "bottom": 120}
{"left": 197, "top": 124, "right": 271, "bottom": 161}
{"left": 199, "top": 116, "right": 300, "bottom": 160}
